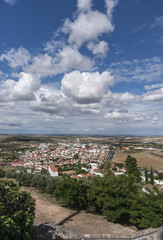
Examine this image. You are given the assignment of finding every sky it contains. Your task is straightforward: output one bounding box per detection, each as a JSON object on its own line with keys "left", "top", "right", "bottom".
{"left": 0, "top": 0, "right": 163, "bottom": 135}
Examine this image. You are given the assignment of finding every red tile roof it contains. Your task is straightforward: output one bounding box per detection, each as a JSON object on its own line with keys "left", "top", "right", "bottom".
{"left": 10, "top": 161, "right": 25, "bottom": 165}
{"left": 49, "top": 164, "right": 58, "bottom": 173}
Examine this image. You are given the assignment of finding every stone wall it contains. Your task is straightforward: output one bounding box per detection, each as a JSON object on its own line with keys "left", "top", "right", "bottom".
{"left": 36, "top": 223, "right": 163, "bottom": 240}
{"left": 132, "top": 227, "right": 162, "bottom": 240}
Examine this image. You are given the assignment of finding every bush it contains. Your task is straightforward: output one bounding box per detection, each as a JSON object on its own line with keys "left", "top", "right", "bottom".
{"left": 0, "top": 180, "right": 36, "bottom": 240}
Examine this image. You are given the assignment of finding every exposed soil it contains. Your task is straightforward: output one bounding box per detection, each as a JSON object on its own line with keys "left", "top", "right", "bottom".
{"left": 23, "top": 187, "right": 136, "bottom": 238}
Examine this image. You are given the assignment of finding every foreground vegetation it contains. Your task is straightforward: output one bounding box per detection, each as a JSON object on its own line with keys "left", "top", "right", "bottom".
{"left": 3, "top": 168, "right": 163, "bottom": 230}
{"left": 0, "top": 180, "right": 36, "bottom": 240}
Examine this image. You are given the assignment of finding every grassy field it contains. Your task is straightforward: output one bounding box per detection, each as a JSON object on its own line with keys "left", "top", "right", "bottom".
{"left": 113, "top": 150, "right": 163, "bottom": 171}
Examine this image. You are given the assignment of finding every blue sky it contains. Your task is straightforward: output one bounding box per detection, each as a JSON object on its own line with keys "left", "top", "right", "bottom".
{"left": 0, "top": 0, "right": 163, "bottom": 135}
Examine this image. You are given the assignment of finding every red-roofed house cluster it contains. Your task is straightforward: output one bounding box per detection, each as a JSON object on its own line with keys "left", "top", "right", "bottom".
{"left": 9, "top": 141, "right": 111, "bottom": 178}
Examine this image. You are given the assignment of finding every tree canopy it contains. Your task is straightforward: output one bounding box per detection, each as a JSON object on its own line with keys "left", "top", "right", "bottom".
{"left": 125, "top": 155, "right": 141, "bottom": 182}
{"left": 0, "top": 180, "right": 35, "bottom": 240}
{"left": 2, "top": 169, "right": 163, "bottom": 229}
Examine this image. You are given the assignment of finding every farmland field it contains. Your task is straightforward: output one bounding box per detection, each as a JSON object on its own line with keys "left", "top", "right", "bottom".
{"left": 113, "top": 150, "right": 163, "bottom": 171}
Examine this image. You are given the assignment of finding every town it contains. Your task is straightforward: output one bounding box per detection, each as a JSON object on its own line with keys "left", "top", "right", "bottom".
{"left": 9, "top": 139, "right": 114, "bottom": 179}
{"left": 0, "top": 135, "right": 163, "bottom": 237}
{"left": 2, "top": 136, "right": 162, "bottom": 191}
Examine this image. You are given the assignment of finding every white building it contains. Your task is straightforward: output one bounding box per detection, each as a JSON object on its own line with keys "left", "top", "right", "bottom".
{"left": 48, "top": 164, "right": 58, "bottom": 177}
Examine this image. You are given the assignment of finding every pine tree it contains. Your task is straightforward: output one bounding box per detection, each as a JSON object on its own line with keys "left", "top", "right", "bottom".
{"left": 125, "top": 155, "right": 141, "bottom": 182}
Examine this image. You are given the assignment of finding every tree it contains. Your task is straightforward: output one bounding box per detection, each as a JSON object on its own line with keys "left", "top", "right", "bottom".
{"left": 37, "top": 175, "right": 48, "bottom": 193}
{"left": 101, "top": 161, "right": 113, "bottom": 176}
{"left": 45, "top": 177, "right": 57, "bottom": 195}
{"left": 129, "top": 188, "right": 163, "bottom": 229}
{"left": 31, "top": 174, "right": 42, "bottom": 188}
{"left": 54, "top": 176, "right": 88, "bottom": 209}
{"left": 5, "top": 170, "right": 17, "bottom": 179}
{"left": 145, "top": 168, "right": 148, "bottom": 183}
{"left": 87, "top": 174, "right": 139, "bottom": 223}
{"left": 0, "top": 180, "right": 35, "bottom": 240}
{"left": 15, "top": 172, "right": 33, "bottom": 187}
{"left": 0, "top": 168, "right": 5, "bottom": 178}
{"left": 125, "top": 155, "right": 141, "bottom": 182}
{"left": 118, "top": 163, "right": 124, "bottom": 169}
{"left": 73, "top": 153, "right": 79, "bottom": 159}
{"left": 155, "top": 172, "right": 163, "bottom": 180}
{"left": 112, "top": 166, "right": 117, "bottom": 171}
{"left": 150, "top": 168, "right": 154, "bottom": 185}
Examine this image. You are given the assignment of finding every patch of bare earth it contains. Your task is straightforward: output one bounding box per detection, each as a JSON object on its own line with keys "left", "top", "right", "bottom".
{"left": 23, "top": 187, "right": 136, "bottom": 238}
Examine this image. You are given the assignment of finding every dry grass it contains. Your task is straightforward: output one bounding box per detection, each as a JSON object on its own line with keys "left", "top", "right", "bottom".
{"left": 61, "top": 170, "right": 76, "bottom": 175}
{"left": 113, "top": 150, "right": 163, "bottom": 171}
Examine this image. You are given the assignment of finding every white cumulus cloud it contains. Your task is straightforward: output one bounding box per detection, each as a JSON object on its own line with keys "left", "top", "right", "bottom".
{"left": 25, "top": 46, "right": 93, "bottom": 77}
{"left": 104, "top": 92, "right": 138, "bottom": 107}
{"left": 0, "top": 72, "right": 40, "bottom": 102}
{"left": 30, "top": 87, "right": 69, "bottom": 115}
{"left": 61, "top": 70, "right": 114, "bottom": 104}
{"left": 11, "top": 72, "right": 40, "bottom": 101}
{"left": 77, "top": 0, "right": 92, "bottom": 12}
{"left": 87, "top": 41, "right": 109, "bottom": 56}
{"left": 62, "top": 10, "right": 114, "bottom": 47}
{"left": 0, "top": 47, "right": 31, "bottom": 68}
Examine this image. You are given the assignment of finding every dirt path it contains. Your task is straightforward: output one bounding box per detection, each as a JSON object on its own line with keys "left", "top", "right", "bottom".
{"left": 23, "top": 187, "right": 136, "bottom": 238}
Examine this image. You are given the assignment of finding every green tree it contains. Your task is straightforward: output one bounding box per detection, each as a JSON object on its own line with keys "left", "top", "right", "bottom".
{"left": 6, "top": 171, "right": 163, "bottom": 229}
{"left": 125, "top": 155, "right": 141, "bottom": 182}
{"left": 0, "top": 168, "right": 5, "bottom": 178}
{"left": 5, "top": 170, "right": 17, "bottom": 179}
{"left": 31, "top": 174, "right": 42, "bottom": 188}
{"left": 129, "top": 188, "right": 163, "bottom": 229}
{"left": 156, "top": 172, "right": 163, "bottom": 179}
{"left": 54, "top": 176, "right": 88, "bottom": 209}
{"left": 118, "top": 163, "right": 124, "bottom": 169}
{"left": 87, "top": 174, "right": 139, "bottom": 223}
{"left": 54, "top": 176, "right": 75, "bottom": 207}
{"left": 73, "top": 153, "right": 79, "bottom": 159}
{"left": 101, "top": 161, "right": 113, "bottom": 176}
{"left": 150, "top": 168, "right": 154, "bottom": 185}
{"left": 15, "top": 172, "right": 33, "bottom": 187}
{"left": 112, "top": 166, "right": 117, "bottom": 171}
{"left": 0, "top": 180, "right": 35, "bottom": 240}
{"left": 45, "top": 177, "right": 57, "bottom": 195}
{"left": 37, "top": 175, "right": 48, "bottom": 193}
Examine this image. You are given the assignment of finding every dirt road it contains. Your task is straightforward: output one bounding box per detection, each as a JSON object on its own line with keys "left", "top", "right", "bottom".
{"left": 23, "top": 187, "right": 136, "bottom": 238}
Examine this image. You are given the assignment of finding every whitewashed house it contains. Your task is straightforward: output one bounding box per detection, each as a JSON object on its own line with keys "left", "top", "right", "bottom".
{"left": 48, "top": 164, "right": 58, "bottom": 177}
